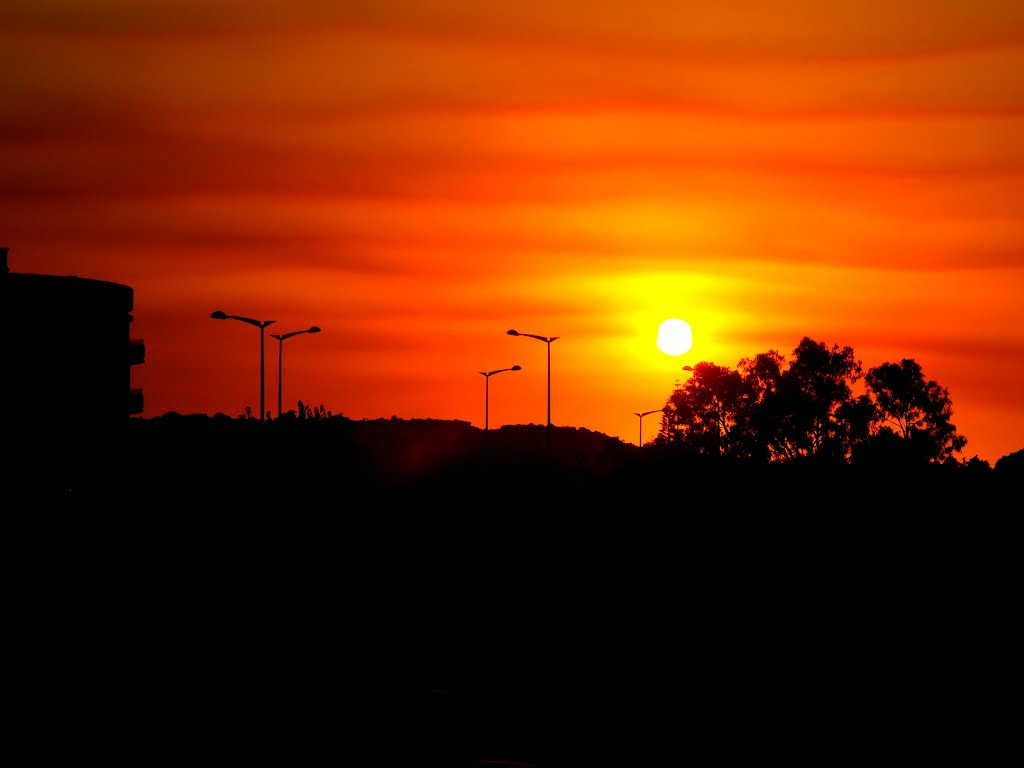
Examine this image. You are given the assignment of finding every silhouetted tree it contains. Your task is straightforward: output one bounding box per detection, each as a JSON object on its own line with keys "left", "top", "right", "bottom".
{"left": 659, "top": 362, "right": 748, "bottom": 456}
{"left": 734, "top": 350, "right": 786, "bottom": 462}
{"left": 751, "top": 338, "right": 863, "bottom": 463}
{"left": 658, "top": 338, "right": 878, "bottom": 465}
{"left": 862, "top": 359, "right": 966, "bottom": 464}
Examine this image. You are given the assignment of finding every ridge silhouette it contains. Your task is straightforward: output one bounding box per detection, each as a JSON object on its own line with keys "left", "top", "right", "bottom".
{"left": 11, "top": 419, "right": 1020, "bottom": 767}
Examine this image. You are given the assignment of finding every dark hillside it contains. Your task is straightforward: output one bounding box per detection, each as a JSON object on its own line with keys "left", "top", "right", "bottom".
{"left": 12, "top": 415, "right": 1020, "bottom": 765}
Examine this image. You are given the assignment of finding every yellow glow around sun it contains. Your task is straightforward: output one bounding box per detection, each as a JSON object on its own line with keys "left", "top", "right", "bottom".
{"left": 656, "top": 318, "right": 693, "bottom": 356}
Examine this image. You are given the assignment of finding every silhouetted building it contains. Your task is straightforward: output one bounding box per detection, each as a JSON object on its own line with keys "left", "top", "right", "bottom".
{"left": 1, "top": 247, "right": 144, "bottom": 493}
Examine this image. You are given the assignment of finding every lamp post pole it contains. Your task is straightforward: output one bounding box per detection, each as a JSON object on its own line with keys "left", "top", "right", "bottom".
{"left": 211, "top": 311, "right": 276, "bottom": 421}
{"left": 271, "top": 326, "right": 321, "bottom": 418}
{"left": 506, "top": 330, "right": 559, "bottom": 429}
{"left": 479, "top": 365, "right": 521, "bottom": 430}
{"left": 633, "top": 409, "right": 662, "bottom": 446}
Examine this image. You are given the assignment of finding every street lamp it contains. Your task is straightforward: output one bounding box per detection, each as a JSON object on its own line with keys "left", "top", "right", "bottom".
{"left": 211, "top": 311, "right": 276, "bottom": 421}
{"left": 271, "top": 326, "right": 321, "bottom": 418}
{"left": 633, "top": 409, "right": 662, "bottom": 446}
{"left": 675, "top": 364, "right": 695, "bottom": 388}
{"left": 479, "top": 365, "right": 521, "bottom": 431}
{"left": 506, "top": 329, "right": 559, "bottom": 429}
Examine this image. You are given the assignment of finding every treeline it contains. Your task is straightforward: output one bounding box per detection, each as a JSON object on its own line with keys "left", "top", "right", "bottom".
{"left": 657, "top": 336, "right": 978, "bottom": 468}
{"left": 106, "top": 408, "right": 1021, "bottom": 513}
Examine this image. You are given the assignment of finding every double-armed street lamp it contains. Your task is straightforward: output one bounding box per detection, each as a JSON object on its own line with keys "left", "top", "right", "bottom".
{"left": 479, "top": 365, "right": 521, "bottom": 431}
{"left": 211, "top": 311, "right": 276, "bottom": 421}
{"left": 271, "top": 326, "right": 321, "bottom": 418}
{"left": 633, "top": 409, "right": 662, "bottom": 446}
{"left": 506, "top": 329, "right": 559, "bottom": 429}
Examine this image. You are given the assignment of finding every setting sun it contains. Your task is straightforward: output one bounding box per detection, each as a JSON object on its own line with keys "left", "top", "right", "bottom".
{"left": 656, "top": 319, "right": 693, "bottom": 356}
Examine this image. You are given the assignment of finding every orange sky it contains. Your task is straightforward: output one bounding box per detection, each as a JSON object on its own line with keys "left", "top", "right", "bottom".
{"left": 3, "top": 1, "right": 1023, "bottom": 463}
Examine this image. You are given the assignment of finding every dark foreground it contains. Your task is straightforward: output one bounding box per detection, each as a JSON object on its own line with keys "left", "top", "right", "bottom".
{"left": 8, "top": 416, "right": 1021, "bottom": 765}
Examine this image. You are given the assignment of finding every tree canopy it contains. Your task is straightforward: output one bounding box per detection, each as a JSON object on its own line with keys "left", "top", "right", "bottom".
{"left": 657, "top": 337, "right": 967, "bottom": 467}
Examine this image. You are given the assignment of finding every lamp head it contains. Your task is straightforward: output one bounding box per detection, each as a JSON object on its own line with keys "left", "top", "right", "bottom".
{"left": 309, "top": 326, "right": 321, "bottom": 333}
{"left": 210, "top": 311, "right": 227, "bottom": 320}
{"left": 511, "top": 365, "right": 522, "bottom": 371}
{"left": 506, "top": 329, "right": 519, "bottom": 336}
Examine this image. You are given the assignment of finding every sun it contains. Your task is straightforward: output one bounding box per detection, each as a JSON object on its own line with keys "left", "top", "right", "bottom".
{"left": 656, "top": 318, "right": 693, "bottom": 356}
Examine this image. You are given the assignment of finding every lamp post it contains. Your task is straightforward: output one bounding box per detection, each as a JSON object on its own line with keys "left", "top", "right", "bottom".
{"left": 479, "top": 365, "right": 521, "bottom": 431}
{"left": 633, "top": 409, "right": 662, "bottom": 446}
{"left": 271, "top": 326, "right": 321, "bottom": 418}
{"left": 506, "top": 330, "right": 559, "bottom": 429}
{"left": 675, "top": 364, "right": 695, "bottom": 388}
{"left": 211, "top": 311, "right": 276, "bottom": 421}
